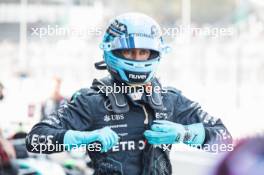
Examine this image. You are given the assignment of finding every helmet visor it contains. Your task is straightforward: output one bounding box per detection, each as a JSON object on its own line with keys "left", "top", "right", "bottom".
{"left": 101, "top": 34, "right": 162, "bottom": 53}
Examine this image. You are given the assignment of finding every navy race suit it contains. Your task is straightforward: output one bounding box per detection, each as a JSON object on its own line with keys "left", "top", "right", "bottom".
{"left": 26, "top": 76, "right": 232, "bottom": 175}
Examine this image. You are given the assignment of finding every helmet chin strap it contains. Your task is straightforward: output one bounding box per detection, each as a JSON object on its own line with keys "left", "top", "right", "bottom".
{"left": 126, "top": 81, "right": 152, "bottom": 86}
{"left": 94, "top": 61, "right": 152, "bottom": 87}
{"left": 126, "top": 82, "right": 152, "bottom": 101}
{"left": 126, "top": 82, "right": 145, "bottom": 86}
{"left": 92, "top": 76, "right": 164, "bottom": 113}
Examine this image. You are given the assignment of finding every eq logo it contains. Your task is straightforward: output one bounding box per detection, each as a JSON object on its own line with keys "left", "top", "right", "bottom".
{"left": 155, "top": 112, "right": 168, "bottom": 120}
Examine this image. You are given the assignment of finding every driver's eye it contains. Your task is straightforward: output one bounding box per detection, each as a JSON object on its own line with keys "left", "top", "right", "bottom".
{"left": 121, "top": 50, "right": 132, "bottom": 57}
{"left": 140, "top": 49, "right": 150, "bottom": 55}
{"left": 120, "top": 49, "right": 150, "bottom": 60}
{"left": 123, "top": 50, "right": 131, "bottom": 55}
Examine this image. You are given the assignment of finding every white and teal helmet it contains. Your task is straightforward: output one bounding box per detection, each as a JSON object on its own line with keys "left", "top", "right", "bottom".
{"left": 100, "top": 12, "right": 169, "bottom": 84}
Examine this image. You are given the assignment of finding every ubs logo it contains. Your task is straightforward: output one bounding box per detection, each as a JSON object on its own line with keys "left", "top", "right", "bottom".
{"left": 104, "top": 114, "right": 125, "bottom": 122}
{"left": 104, "top": 115, "right": 111, "bottom": 122}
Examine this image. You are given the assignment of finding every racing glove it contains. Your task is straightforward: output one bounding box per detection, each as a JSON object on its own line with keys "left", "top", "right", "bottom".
{"left": 63, "top": 127, "right": 119, "bottom": 152}
{"left": 144, "top": 120, "right": 205, "bottom": 145}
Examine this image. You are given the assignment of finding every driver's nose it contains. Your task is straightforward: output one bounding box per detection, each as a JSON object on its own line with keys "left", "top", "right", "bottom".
{"left": 132, "top": 49, "right": 149, "bottom": 61}
{"left": 131, "top": 50, "right": 140, "bottom": 60}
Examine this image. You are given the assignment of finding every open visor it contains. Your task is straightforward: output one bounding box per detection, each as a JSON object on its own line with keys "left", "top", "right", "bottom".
{"left": 101, "top": 34, "right": 170, "bottom": 53}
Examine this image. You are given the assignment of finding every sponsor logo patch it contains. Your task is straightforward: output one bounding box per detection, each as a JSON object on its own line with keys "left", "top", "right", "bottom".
{"left": 104, "top": 114, "right": 125, "bottom": 122}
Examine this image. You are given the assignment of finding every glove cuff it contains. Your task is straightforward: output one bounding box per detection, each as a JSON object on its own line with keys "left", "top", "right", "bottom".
{"left": 63, "top": 130, "right": 89, "bottom": 150}
{"left": 183, "top": 123, "right": 205, "bottom": 145}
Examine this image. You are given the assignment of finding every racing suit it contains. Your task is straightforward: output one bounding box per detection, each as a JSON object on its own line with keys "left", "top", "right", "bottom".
{"left": 26, "top": 76, "right": 232, "bottom": 175}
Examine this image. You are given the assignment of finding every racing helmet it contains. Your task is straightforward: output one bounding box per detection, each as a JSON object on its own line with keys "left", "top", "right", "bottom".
{"left": 100, "top": 12, "right": 169, "bottom": 84}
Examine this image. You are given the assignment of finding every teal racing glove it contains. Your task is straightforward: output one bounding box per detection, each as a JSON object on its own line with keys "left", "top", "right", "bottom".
{"left": 144, "top": 120, "right": 205, "bottom": 145}
{"left": 63, "top": 127, "right": 119, "bottom": 152}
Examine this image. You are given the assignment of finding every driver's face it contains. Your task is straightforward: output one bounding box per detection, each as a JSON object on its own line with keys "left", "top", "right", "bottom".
{"left": 120, "top": 49, "right": 151, "bottom": 61}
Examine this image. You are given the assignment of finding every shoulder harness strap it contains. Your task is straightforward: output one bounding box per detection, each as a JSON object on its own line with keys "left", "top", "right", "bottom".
{"left": 146, "top": 78, "right": 164, "bottom": 111}
{"left": 91, "top": 76, "right": 129, "bottom": 114}
{"left": 91, "top": 76, "right": 165, "bottom": 113}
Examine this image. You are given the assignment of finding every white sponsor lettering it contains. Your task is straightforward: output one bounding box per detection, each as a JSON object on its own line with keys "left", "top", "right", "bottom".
{"left": 128, "top": 141, "right": 135, "bottom": 150}
{"left": 155, "top": 112, "right": 168, "bottom": 119}
{"left": 138, "top": 140, "right": 145, "bottom": 150}
{"left": 109, "top": 124, "right": 128, "bottom": 129}
{"left": 104, "top": 114, "right": 125, "bottom": 122}
{"left": 129, "top": 74, "right": 147, "bottom": 80}
{"left": 31, "top": 134, "right": 54, "bottom": 145}
{"left": 111, "top": 140, "right": 146, "bottom": 152}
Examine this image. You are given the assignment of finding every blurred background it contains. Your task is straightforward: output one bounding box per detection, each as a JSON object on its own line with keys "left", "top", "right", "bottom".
{"left": 0, "top": 0, "right": 264, "bottom": 174}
